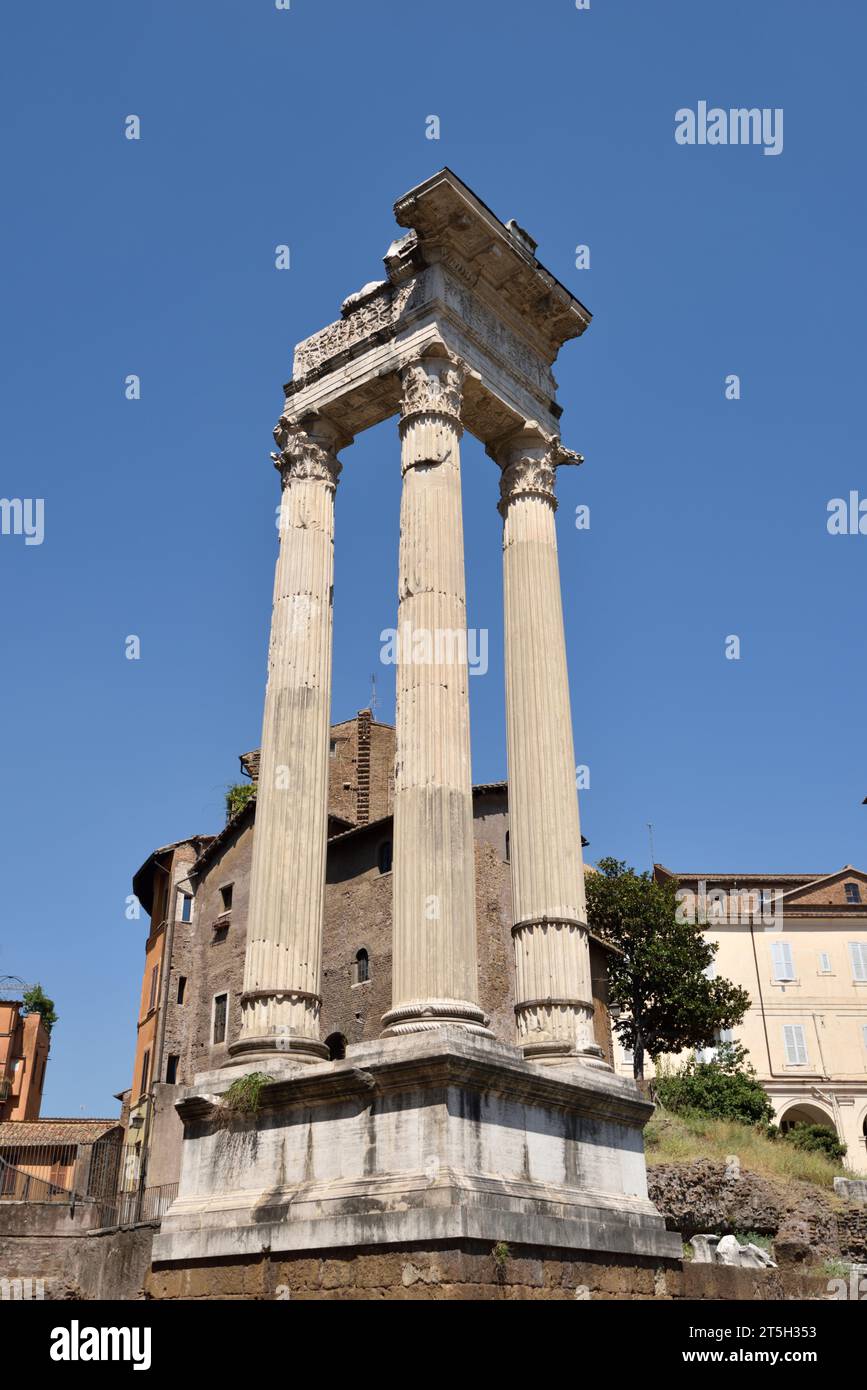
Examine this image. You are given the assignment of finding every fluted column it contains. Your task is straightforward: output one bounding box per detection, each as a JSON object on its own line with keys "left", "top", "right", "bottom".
{"left": 230, "top": 418, "right": 349, "bottom": 1064}
{"left": 495, "top": 426, "right": 605, "bottom": 1064}
{"left": 382, "top": 350, "right": 489, "bottom": 1037}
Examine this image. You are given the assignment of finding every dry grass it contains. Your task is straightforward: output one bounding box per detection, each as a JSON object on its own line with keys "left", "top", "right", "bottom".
{"left": 644, "top": 1107, "right": 851, "bottom": 1190}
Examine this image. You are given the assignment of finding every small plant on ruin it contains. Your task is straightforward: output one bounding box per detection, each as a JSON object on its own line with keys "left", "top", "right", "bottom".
{"left": 225, "top": 782, "right": 256, "bottom": 822}
{"left": 492, "top": 1241, "right": 510, "bottom": 1279}
{"left": 221, "top": 1072, "right": 271, "bottom": 1120}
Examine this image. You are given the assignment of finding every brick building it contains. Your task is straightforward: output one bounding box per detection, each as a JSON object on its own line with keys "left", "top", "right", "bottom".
{"left": 124, "top": 711, "right": 615, "bottom": 1192}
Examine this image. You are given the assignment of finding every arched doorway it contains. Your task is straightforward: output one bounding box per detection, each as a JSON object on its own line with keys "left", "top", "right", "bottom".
{"left": 778, "top": 1101, "right": 837, "bottom": 1137}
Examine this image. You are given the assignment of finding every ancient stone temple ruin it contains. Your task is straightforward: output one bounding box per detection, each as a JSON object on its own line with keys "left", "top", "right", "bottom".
{"left": 151, "top": 170, "right": 679, "bottom": 1297}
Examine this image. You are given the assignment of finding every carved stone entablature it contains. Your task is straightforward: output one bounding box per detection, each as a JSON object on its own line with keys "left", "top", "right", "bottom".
{"left": 384, "top": 231, "right": 425, "bottom": 284}
{"left": 493, "top": 427, "right": 585, "bottom": 515}
{"left": 441, "top": 273, "right": 553, "bottom": 400}
{"left": 270, "top": 423, "right": 344, "bottom": 490}
{"left": 281, "top": 170, "right": 591, "bottom": 461}
{"left": 293, "top": 281, "right": 414, "bottom": 382}
{"left": 399, "top": 351, "right": 465, "bottom": 427}
{"left": 393, "top": 170, "right": 591, "bottom": 360}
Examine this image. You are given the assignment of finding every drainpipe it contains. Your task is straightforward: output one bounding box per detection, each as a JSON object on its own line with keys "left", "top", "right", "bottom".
{"left": 811, "top": 1084, "right": 843, "bottom": 1135}
{"left": 748, "top": 907, "right": 783, "bottom": 1078}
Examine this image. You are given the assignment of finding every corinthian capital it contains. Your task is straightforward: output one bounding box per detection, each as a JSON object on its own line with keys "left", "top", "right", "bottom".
{"left": 493, "top": 427, "right": 584, "bottom": 516}
{"left": 400, "top": 350, "right": 465, "bottom": 427}
{"left": 271, "top": 418, "right": 347, "bottom": 489}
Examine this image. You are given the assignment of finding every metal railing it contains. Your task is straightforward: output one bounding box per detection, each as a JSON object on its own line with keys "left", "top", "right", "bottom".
{"left": 0, "top": 1155, "right": 71, "bottom": 1204}
{"left": 95, "top": 1182, "right": 179, "bottom": 1228}
{"left": 0, "top": 1146, "right": 176, "bottom": 1228}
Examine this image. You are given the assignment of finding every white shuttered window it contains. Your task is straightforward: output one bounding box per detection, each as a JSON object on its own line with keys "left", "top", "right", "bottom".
{"left": 848, "top": 943, "right": 867, "bottom": 982}
{"left": 772, "top": 940, "right": 795, "bottom": 981}
{"left": 783, "top": 1024, "right": 808, "bottom": 1066}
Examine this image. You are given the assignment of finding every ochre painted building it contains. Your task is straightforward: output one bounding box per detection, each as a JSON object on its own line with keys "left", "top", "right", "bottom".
{"left": 611, "top": 866, "right": 867, "bottom": 1170}
{"left": 0, "top": 999, "right": 49, "bottom": 1122}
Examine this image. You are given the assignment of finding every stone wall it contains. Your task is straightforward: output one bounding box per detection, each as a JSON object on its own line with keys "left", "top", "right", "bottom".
{"left": 325, "top": 713, "right": 395, "bottom": 827}
{"left": 648, "top": 1159, "right": 867, "bottom": 1264}
{"left": 182, "top": 818, "right": 251, "bottom": 1081}
{"left": 0, "top": 1203, "right": 155, "bottom": 1300}
{"left": 146, "top": 1241, "right": 829, "bottom": 1301}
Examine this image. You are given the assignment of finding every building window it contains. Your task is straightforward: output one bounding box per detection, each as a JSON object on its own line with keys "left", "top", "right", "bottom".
{"left": 165, "top": 1054, "right": 179, "bottom": 1085}
{"left": 771, "top": 940, "right": 795, "bottom": 982}
{"left": 213, "top": 993, "right": 228, "bottom": 1045}
{"left": 783, "top": 1024, "right": 808, "bottom": 1067}
{"left": 505, "top": 830, "right": 510, "bottom": 863}
{"left": 377, "top": 841, "right": 392, "bottom": 875}
{"left": 325, "top": 1033, "right": 346, "bottom": 1060}
{"left": 329, "top": 739, "right": 337, "bottom": 758}
{"left": 353, "top": 949, "right": 370, "bottom": 985}
{"left": 849, "top": 943, "right": 867, "bottom": 982}
{"left": 219, "top": 884, "right": 233, "bottom": 914}
{"left": 148, "top": 964, "right": 159, "bottom": 1012}
{"left": 818, "top": 952, "right": 832, "bottom": 974}
{"left": 178, "top": 892, "right": 193, "bottom": 923}
{"left": 140, "top": 1048, "right": 151, "bottom": 1096}
{"left": 845, "top": 883, "right": 862, "bottom": 904}
{"left": 177, "top": 976, "right": 187, "bottom": 1005}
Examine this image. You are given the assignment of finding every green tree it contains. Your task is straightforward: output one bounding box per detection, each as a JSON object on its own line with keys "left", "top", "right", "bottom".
{"left": 585, "top": 858, "right": 750, "bottom": 1080}
{"left": 21, "top": 984, "right": 58, "bottom": 1037}
{"left": 655, "top": 1042, "right": 776, "bottom": 1126}
{"left": 783, "top": 1123, "right": 847, "bottom": 1163}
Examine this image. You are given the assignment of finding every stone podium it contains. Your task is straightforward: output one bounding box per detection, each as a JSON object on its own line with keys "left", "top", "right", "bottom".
{"left": 150, "top": 171, "right": 680, "bottom": 1296}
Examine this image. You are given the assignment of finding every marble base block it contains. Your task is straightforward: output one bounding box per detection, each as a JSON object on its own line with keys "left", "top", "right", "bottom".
{"left": 152, "top": 1029, "right": 680, "bottom": 1267}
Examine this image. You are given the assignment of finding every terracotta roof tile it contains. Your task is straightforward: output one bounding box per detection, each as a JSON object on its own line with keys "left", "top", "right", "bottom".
{"left": 0, "top": 1119, "right": 122, "bottom": 1146}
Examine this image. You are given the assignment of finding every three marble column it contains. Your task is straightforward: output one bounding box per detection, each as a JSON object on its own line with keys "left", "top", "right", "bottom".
{"left": 234, "top": 358, "right": 600, "bottom": 1065}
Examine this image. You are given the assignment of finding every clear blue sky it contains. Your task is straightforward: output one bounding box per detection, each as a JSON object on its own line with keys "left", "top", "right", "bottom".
{"left": 1, "top": 1, "right": 864, "bottom": 1115}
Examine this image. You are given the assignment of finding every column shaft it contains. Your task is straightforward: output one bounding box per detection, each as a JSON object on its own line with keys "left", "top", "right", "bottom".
{"left": 231, "top": 422, "right": 346, "bottom": 1063}
{"left": 497, "top": 430, "right": 604, "bottom": 1063}
{"left": 382, "top": 354, "right": 489, "bottom": 1036}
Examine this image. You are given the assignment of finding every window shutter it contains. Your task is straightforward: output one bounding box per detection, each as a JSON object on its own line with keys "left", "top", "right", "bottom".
{"left": 783, "top": 1024, "right": 807, "bottom": 1066}
{"left": 772, "top": 941, "right": 794, "bottom": 981}
{"left": 849, "top": 943, "right": 867, "bottom": 982}
{"left": 819, "top": 952, "right": 831, "bottom": 974}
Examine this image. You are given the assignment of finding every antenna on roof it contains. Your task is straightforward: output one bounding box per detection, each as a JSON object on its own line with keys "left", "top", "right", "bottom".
{"left": 369, "top": 672, "right": 378, "bottom": 719}
{"left": 0, "top": 976, "right": 35, "bottom": 999}
{"left": 647, "top": 823, "right": 656, "bottom": 873}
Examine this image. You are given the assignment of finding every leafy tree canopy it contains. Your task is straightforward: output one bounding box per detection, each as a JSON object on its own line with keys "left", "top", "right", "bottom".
{"left": 655, "top": 1042, "right": 776, "bottom": 1127}
{"left": 585, "top": 858, "right": 751, "bottom": 1079}
{"left": 21, "top": 984, "right": 58, "bottom": 1037}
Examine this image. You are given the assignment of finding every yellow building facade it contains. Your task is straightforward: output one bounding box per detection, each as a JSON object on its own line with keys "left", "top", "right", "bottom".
{"left": 612, "top": 866, "right": 867, "bottom": 1172}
